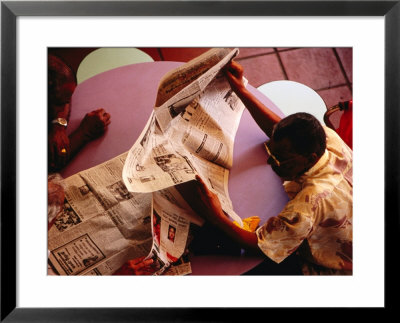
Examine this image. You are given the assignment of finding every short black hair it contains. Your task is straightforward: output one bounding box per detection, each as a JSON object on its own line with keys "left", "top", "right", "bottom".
{"left": 272, "top": 112, "right": 326, "bottom": 157}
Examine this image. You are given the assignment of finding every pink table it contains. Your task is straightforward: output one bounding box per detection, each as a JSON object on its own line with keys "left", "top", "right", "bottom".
{"left": 61, "top": 61, "right": 288, "bottom": 275}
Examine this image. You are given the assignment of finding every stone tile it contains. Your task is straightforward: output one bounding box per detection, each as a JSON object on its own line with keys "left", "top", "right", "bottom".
{"left": 276, "top": 48, "right": 297, "bottom": 51}
{"left": 335, "top": 47, "right": 353, "bottom": 83}
{"left": 317, "top": 85, "right": 352, "bottom": 109}
{"left": 236, "top": 47, "right": 275, "bottom": 59}
{"left": 279, "top": 48, "right": 347, "bottom": 90}
{"left": 160, "top": 47, "right": 212, "bottom": 62}
{"left": 237, "top": 54, "right": 286, "bottom": 87}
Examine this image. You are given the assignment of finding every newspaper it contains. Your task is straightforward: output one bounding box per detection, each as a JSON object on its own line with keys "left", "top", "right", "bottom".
{"left": 48, "top": 152, "right": 154, "bottom": 276}
{"left": 122, "top": 48, "right": 247, "bottom": 274}
{"left": 48, "top": 48, "right": 247, "bottom": 276}
{"left": 123, "top": 48, "right": 245, "bottom": 217}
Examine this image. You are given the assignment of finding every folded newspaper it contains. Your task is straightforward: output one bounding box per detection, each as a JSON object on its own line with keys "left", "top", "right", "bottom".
{"left": 48, "top": 48, "right": 246, "bottom": 276}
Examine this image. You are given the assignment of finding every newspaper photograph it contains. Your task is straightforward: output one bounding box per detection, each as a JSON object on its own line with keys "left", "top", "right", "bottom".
{"left": 143, "top": 188, "right": 202, "bottom": 275}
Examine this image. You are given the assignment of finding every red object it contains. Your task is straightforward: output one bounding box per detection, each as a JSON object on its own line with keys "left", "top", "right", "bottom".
{"left": 336, "top": 101, "right": 352, "bottom": 149}
{"left": 324, "top": 100, "right": 352, "bottom": 149}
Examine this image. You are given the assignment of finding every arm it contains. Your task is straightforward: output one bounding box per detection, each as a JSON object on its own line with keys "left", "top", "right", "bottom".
{"left": 68, "top": 108, "right": 111, "bottom": 161}
{"left": 179, "top": 175, "right": 260, "bottom": 252}
{"left": 48, "top": 108, "right": 111, "bottom": 172}
{"left": 225, "top": 61, "right": 281, "bottom": 138}
{"left": 48, "top": 103, "right": 71, "bottom": 171}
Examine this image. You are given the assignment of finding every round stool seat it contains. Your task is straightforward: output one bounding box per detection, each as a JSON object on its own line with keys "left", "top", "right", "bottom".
{"left": 76, "top": 48, "right": 154, "bottom": 84}
{"left": 257, "top": 80, "right": 326, "bottom": 124}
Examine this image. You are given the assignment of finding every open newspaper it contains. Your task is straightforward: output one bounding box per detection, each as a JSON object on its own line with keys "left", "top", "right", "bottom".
{"left": 48, "top": 152, "right": 154, "bottom": 275}
{"left": 122, "top": 48, "right": 247, "bottom": 274}
{"left": 47, "top": 152, "right": 193, "bottom": 276}
{"left": 48, "top": 48, "right": 247, "bottom": 275}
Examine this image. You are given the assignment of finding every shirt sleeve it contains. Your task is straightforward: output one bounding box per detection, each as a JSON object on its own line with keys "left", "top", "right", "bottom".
{"left": 256, "top": 199, "right": 314, "bottom": 264}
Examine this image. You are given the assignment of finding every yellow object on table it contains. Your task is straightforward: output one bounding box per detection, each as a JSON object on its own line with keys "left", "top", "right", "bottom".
{"left": 233, "top": 216, "right": 260, "bottom": 232}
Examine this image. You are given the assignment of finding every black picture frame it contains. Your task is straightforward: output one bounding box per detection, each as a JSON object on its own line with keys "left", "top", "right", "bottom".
{"left": 1, "top": 0, "right": 398, "bottom": 321}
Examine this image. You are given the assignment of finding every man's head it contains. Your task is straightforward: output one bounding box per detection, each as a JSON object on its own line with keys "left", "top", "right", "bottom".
{"left": 48, "top": 54, "right": 77, "bottom": 107}
{"left": 266, "top": 112, "right": 326, "bottom": 181}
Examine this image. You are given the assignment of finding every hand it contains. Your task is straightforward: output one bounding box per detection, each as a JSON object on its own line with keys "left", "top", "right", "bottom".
{"left": 48, "top": 125, "right": 70, "bottom": 170}
{"left": 113, "top": 256, "right": 154, "bottom": 275}
{"left": 192, "top": 175, "right": 226, "bottom": 225}
{"left": 78, "top": 108, "right": 111, "bottom": 142}
{"left": 224, "top": 61, "right": 246, "bottom": 93}
{"left": 48, "top": 180, "right": 65, "bottom": 229}
{"left": 48, "top": 181, "right": 65, "bottom": 207}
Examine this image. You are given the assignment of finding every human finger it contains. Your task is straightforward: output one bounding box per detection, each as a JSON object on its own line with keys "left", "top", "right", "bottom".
{"left": 94, "top": 108, "right": 105, "bottom": 114}
{"left": 223, "top": 61, "right": 234, "bottom": 71}
{"left": 135, "top": 258, "right": 154, "bottom": 269}
{"left": 225, "top": 60, "right": 242, "bottom": 77}
{"left": 226, "top": 68, "right": 242, "bottom": 84}
{"left": 194, "top": 178, "right": 217, "bottom": 207}
{"left": 195, "top": 175, "right": 208, "bottom": 193}
{"left": 230, "top": 60, "right": 243, "bottom": 74}
{"left": 132, "top": 260, "right": 154, "bottom": 275}
{"left": 97, "top": 109, "right": 107, "bottom": 117}
{"left": 142, "top": 259, "right": 154, "bottom": 266}
{"left": 103, "top": 112, "right": 111, "bottom": 121}
{"left": 195, "top": 175, "right": 214, "bottom": 197}
{"left": 225, "top": 70, "right": 235, "bottom": 82}
{"left": 128, "top": 256, "right": 146, "bottom": 266}
{"left": 101, "top": 118, "right": 111, "bottom": 127}
{"left": 87, "top": 108, "right": 103, "bottom": 117}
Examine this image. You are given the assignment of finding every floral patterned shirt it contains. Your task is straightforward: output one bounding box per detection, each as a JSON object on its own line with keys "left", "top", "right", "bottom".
{"left": 256, "top": 126, "right": 353, "bottom": 271}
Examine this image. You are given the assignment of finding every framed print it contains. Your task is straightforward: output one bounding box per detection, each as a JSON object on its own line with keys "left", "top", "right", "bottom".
{"left": 1, "top": 0, "right": 398, "bottom": 321}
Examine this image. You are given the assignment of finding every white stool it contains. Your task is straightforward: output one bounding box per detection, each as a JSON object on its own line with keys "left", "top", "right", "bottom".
{"left": 257, "top": 80, "right": 327, "bottom": 124}
{"left": 76, "top": 48, "right": 154, "bottom": 84}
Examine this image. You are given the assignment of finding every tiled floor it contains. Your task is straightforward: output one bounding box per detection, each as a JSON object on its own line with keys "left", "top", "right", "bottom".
{"left": 50, "top": 47, "right": 352, "bottom": 111}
